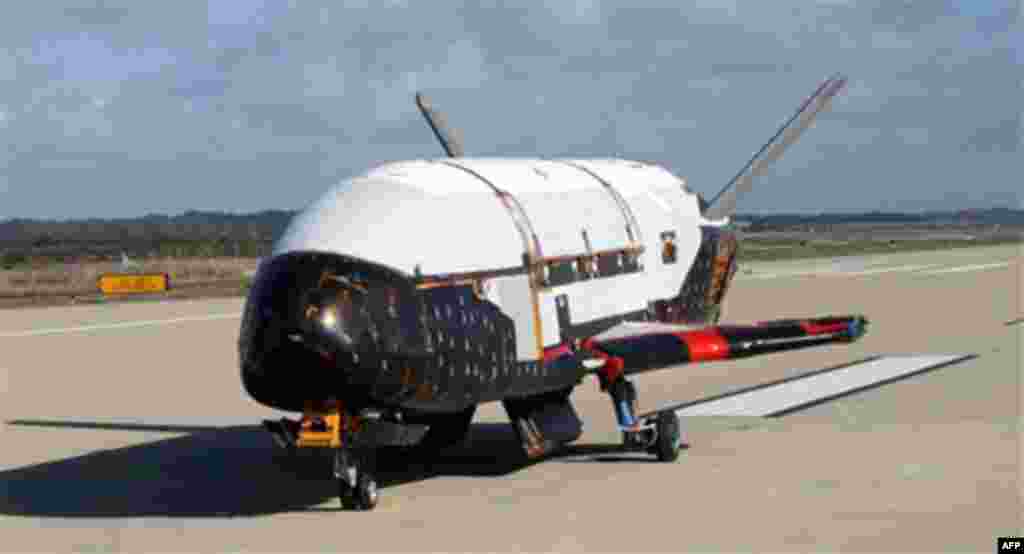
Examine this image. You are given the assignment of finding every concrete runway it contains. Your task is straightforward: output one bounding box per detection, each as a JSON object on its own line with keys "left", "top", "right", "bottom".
{"left": 1, "top": 244, "right": 1020, "bottom": 553}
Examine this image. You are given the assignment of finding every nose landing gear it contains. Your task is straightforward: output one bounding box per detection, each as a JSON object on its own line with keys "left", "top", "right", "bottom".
{"left": 264, "top": 400, "right": 381, "bottom": 511}
{"left": 334, "top": 446, "right": 378, "bottom": 511}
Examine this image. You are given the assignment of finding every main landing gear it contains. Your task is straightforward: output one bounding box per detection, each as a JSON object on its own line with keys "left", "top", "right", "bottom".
{"left": 263, "top": 401, "right": 380, "bottom": 511}
{"left": 605, "top": 377, "right": 683, "bottom": 462}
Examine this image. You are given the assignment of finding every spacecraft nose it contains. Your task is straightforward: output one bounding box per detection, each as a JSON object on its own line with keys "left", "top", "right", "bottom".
{"left": 238, "top": 252, "right": 435, "bottom": 412}
{"left": 240, "top": 252, "right": 431, "bottom": 377}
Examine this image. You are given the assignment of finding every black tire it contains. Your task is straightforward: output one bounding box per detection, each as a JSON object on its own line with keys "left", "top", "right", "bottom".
{"left": 355, "top": 472, "right": 379, "bottom": 511}
{"left": 414, "top": 405, "right": 476, "bottom": 453}
{"left": 339, "top": 479, "right": 356, "bottom": 510}
{"left": 339, "top": 472, "right": 379, "bottom": 511}
{"left": 654, "top": 411, "right": 681, "bottom": 463}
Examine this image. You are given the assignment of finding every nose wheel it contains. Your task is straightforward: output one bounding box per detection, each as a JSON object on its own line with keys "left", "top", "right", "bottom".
{"left": 335, "top": 448, "right": 379, "bottom": 511}
{"left": 266, "top": 401, "right": 383, "bottom": 511}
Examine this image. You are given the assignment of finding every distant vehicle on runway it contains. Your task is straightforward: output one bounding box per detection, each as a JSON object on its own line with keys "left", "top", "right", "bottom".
{"left": 240, "top": 74, "right": 867, "bottom": 510}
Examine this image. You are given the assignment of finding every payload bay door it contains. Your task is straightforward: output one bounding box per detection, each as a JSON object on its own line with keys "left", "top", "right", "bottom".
{"left": 449, "top": 159, "right": 653, "bottom": 359}
{"left": 497, "top": 161, "right": 645, "bottom": 350}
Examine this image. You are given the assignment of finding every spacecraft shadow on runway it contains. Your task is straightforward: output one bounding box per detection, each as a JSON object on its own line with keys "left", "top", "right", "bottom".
{"left": 2, "top": 349, "right": 979, "bottom": 518}
{"left": 1, "top": 348, "right": 976, "bottom": 518}
{"left": 0, "top": 421, "right": 644, "bottom": 518}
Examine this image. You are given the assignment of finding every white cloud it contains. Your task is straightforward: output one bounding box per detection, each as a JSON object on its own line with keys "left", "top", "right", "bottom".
{"left": 548, "top": 0, "right": 604, "bottom": 25}
{"left": 897, "top": 127, "right": 931, "bottom": 146}
{"left": 372, "top": 71, "right": 420, "bottom": 124}
{"left": 371, "top": 38, "right": 489, "bottom": 123}
{"left": 870, "top": 31, "right": 917, "bottom": 51}
{"left": 302, "top": 56, "right": 346, "bottom": 98}
{"left": 694, "top": 0, "right": 738, "bottom": 18}
{"left": 688, "top": 76, "right": 730, "bottom": 97}
{"left": 60, "top": 106, "right": 114, "bottom": 139}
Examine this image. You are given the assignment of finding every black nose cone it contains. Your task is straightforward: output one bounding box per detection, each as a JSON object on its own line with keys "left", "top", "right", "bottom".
{"left": 238, "top": 252, "right": 430, "bottom": 411}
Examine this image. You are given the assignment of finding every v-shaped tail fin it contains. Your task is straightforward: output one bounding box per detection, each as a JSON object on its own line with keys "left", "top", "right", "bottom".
{"left": 415, "top": 92, "right": 465, "bottom": 158}
{"left": 704, "top": 74, "right": 848, "bottom": 221}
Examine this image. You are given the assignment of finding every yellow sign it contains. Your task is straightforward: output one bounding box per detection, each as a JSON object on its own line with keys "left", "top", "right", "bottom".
{"left": 97, "top": 273, "right": 171, "bottom": 295}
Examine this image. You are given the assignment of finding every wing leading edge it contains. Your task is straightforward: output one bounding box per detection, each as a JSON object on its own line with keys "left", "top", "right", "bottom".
{"left": 579, "top": 315, "right": 868, "bottom": 377}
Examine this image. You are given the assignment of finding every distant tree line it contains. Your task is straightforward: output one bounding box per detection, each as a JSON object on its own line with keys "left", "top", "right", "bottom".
{"left": 0, "top": 209, "right": 296, "bottom": 244}
{"left": 0, "top": 210, "right": 297, "bottom": 265}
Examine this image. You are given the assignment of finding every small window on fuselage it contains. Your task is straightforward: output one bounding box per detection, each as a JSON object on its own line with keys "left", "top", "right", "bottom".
{"left": 622, "top": 250, "right": 641, "bottom": 272}
{"left": 546, "top": 259, "right": 576, "bottom": 287}
{"left": 576, "top": 256, "right": 595, "bottom": 280}
{"left": 596, "top": 252, "right": 622, "bottom": 276}
{"left": 661, "top": 231, "right": 677, "bottom": 264}
{"left": 537, "top": 249, "right": 643, "bottom": 289}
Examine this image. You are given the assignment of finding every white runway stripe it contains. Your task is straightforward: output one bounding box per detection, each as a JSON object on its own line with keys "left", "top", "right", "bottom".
{"left": 741, "top": 268, "right": 837, "bottom": 280}
{"left": 0, "top": 313, "right": 242, "bottom": 338}
{"left": 920, "top": 262, "right": 1012, "bottom": 275}
{"left": 740, "top": 259, "right": 1018, "bottom": 280}
{"left": 740, "top": 263, "right": 938, "bottom": 280}
{"left": 674, "top": 354, "right": 974, "bottom": 417}
{"left": 840, "top": 263, "right": 940, "bottom": 276}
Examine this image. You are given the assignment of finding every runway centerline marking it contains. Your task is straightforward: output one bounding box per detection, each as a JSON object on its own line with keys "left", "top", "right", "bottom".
{"left": 657, "top": 354, "right": 975, "bottom": 417}
{"left": 0, "top": 312, "right": 242, "bottom": 338}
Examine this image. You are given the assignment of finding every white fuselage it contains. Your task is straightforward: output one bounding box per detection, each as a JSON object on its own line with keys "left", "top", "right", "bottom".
{"left": 275, "top": 158, "right": 722, "bottom": 362}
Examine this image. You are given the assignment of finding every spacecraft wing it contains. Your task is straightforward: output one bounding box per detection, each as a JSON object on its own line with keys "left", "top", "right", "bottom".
{"left": 581, "top": 315, "right": 868, "bottom": 374}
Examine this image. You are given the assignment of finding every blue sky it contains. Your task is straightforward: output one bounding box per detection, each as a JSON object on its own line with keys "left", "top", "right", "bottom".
{"left": 0, "top": 1, "right": 1019, "bottom": 219}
